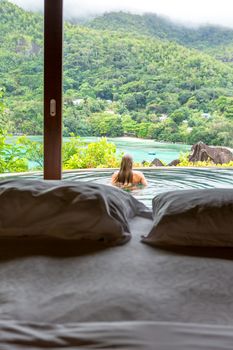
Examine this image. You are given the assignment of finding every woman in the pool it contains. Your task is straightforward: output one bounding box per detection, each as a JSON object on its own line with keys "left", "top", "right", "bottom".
{"left": 111, "top": 154, "right": 147, "bottom": 188}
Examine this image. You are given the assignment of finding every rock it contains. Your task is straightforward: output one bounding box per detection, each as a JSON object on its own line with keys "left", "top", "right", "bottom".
{"left": 168, "top": 159, "right": 180, "bottom": 166}
{"left": 150, "top": 158, "right": 164, "bottom": 166}
{"left": 189, "top": 141, "right": 233, "bottom": 164}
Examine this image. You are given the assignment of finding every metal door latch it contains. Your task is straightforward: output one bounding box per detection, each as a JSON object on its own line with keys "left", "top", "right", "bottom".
{"left": 50, "top": 99, "right": 56, "bottom": 116}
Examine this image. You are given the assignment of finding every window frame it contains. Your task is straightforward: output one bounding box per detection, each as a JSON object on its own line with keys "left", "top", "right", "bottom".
{"left": 44, "top": 0, "right": 63, "bottom": 179}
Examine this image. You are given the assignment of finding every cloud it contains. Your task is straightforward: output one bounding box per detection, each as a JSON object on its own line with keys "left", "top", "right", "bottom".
{"left": 9, "top": 0, "right": 233, "bottom": 28}
{"left": 10, "top": 0, "right": 42, "bottom": 12}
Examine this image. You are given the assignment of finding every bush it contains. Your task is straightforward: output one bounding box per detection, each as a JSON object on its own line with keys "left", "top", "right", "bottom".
{"left": 63, "top": 137, "right": 121, "bottom": 169}
{"left": 0, "top": 132, "right": 29, "bottom": 173}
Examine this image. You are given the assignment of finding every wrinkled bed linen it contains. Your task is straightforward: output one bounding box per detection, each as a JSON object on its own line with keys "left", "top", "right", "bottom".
{"left": 0, "top": 217, "right": 233, "bottom": 325}
{"left": 0, "top": 179, "right": 151, "bottom": 244}
{"left": 1, "top": 320, "right": 233, "bottom": 350}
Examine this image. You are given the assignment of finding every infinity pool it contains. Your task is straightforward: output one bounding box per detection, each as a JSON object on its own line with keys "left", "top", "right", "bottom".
{"left": 10, "top": 167, "right": 233, "bottom": 208}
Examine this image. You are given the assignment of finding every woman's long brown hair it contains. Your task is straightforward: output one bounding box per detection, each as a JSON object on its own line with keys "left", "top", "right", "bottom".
{"left": 117, "top": 154, "right": 133, "bottom": 184}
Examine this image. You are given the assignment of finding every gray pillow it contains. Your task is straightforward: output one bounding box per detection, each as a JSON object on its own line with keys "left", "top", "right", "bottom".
{"left": 0, "top": 179, "right": 151, "bottom": 245}
{"left": 142, "top": 189, "right": 233, "bottom": 247}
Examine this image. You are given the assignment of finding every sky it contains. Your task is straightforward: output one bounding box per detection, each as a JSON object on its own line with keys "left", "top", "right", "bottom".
{"left": 10, "top": 0, "right": 233, "bottom": 28}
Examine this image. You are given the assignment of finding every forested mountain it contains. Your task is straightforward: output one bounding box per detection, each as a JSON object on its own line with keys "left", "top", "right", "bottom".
{"left": 0, "top": 0, "right": 43, "bottom": 133}
{"left": 88, "top": 12, "right": 233, "bottom": 66}
{"left": 0, "top": 0, "right": 233, "bottom": 146}
{"left": 88, "top": 12, "right": 233, "bottom": 50}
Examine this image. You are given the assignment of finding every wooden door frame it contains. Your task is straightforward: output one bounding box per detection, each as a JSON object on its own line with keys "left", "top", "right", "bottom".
{"left": 44, "top": 0, "right": 63, "bottom": 179}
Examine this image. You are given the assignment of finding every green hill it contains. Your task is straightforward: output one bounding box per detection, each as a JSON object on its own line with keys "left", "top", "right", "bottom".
{"left": 88, "top": 12, "right": 233, "bottom": 49}
{"left": 0, "top": 0, "right": 233, "bottom": 146}
{"left": 88, "top": 12, "right": 233, "bottom": 66}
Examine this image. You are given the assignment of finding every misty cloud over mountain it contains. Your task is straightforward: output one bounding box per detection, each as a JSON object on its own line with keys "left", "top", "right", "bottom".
{"left": 9, "top": 0, "right": 233, "bottom": 28}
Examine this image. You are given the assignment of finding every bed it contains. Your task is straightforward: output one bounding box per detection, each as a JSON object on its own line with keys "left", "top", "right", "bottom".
{"left": 0, "top": 180, "right": 233, "bottom": 349}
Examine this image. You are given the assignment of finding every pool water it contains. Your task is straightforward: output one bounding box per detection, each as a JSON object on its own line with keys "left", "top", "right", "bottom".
{"left": 17, "top": 167, "right": 233, "bottom": 208}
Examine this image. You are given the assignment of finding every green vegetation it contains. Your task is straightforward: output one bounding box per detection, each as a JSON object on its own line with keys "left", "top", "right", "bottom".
{"left": 0, "top": 130, "right": 122, "bottom": 173}
{"left": 63, "top": 136, "right": 120, "bottom": 169}
{"left": 0, "top": 132, "right": 28, "bottom": 173}
{"left": 0, "top": 0, "right": 233, "bottom": 150}
{"left": 88, "top": 12, "right": 233, "bottom": 50}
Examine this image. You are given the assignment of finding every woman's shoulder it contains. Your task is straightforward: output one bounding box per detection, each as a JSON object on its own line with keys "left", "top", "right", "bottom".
{"left": 133, "top": 170, "right": 144, "bottom": 176}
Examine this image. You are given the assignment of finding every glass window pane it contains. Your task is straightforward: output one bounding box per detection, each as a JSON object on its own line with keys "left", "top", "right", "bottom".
{"left": 0, "top": 0, "right": 44, "bottom": 174}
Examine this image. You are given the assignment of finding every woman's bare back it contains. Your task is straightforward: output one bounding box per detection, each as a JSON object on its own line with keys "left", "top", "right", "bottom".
{"left": 111, "top": 170, "right": 147, "bottom": 186}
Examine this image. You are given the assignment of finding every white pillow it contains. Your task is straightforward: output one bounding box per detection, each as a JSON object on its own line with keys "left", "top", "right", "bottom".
{"left": 0, "top": 179, "right": 151, "bottom": 245}
{"left": 142, "top": 189, "right": 233, "bottom": 247}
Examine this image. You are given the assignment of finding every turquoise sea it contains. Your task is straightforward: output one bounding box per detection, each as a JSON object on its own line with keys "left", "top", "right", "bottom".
{"left": 84, "top": 137, "right": 191, "bottom": 164}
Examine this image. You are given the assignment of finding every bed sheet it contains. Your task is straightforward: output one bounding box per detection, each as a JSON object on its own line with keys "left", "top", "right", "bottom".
{"left": 1, "top": 320, "right": 233, "bottom": 350}
{"left": 0, "top": 217, "right": 233, "bottom": 325}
